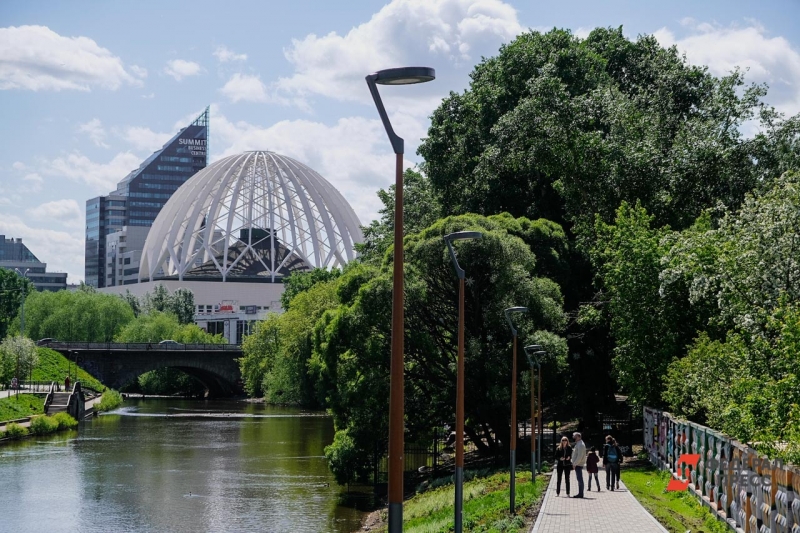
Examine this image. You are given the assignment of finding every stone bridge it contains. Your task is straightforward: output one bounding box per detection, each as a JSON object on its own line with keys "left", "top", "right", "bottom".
{"left": 47, "top": 342, "right": 243, "bottom": 397}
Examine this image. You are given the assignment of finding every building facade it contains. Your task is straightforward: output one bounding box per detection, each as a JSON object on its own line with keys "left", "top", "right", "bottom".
{"left": 105, "top": 226, "right": 150, "bottom": 287}
{"left": 84, "top": 107, "right": 208, "bottom": 287}
{"left": 0, "top": 235, "right": 67, "bottom": 291}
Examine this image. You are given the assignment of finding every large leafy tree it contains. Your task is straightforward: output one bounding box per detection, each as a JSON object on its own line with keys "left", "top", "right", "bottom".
{"left": 0, "top": 269, "right": 34, "bottom": 339}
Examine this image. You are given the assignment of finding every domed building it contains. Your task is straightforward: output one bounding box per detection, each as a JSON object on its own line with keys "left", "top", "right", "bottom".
{"left": 102, "top": 151, "right": 363, "bottom": 343}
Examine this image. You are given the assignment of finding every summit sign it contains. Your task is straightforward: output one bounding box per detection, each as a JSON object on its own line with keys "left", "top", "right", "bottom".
{"left": 179, "top": 138, "right": 207, "bottom": 157}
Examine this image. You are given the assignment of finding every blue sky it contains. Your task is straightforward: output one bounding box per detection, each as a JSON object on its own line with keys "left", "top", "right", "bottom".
{"left": 1, "top": 0, "right": 799, "bottom": 283}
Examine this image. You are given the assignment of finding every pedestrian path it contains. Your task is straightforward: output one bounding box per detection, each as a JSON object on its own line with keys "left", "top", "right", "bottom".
{"left": 531, "top": 467, "right": 667, "bottom": 533}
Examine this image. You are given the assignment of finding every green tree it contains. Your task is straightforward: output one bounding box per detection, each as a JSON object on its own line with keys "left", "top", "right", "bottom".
{"left": 114, "top": 311, "right": 225, "bottom": 344}
{"left": 0, "top": 336, "right": 38, "bottom": 385}
{"left": 0, "top": 269, "right": 34, "bottom": 339}
{"left": 280, "top": 268, "right": 341, "bottom": 310}
{"left": 140, "top": 285, "right": 195, "bottom": 324}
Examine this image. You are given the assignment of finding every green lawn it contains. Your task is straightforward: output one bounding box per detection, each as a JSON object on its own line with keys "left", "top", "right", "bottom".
{"left": 31, "top": 347, "right": 105, "bottom": 391}
{"left": 372, "top": 469, "right": 548, "bottom": 533}
{"left": 0, "top": 394, "right": 44, "bottom": 422}
{"left": 622, "top": 465, "right": 729, "bottom": 533}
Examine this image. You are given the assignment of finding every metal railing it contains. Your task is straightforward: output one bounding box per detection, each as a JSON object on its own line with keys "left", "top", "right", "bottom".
{"left": 45, "top": 341, "right": 241, "bottom": 351}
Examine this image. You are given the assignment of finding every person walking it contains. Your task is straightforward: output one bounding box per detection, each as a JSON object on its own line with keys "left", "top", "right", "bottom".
{"left": 554, "top": 436, "right": 573, "bottom": 496}
{"left": 605, "top": 438, "right": 623, "bottom": 491}
{"left": 602, "top": 435, "right": 613, "bottom": 489}
{"left": 571, "top": 432, "right": 587, "bottom": 498}
{"left": 586, "top": 446, "right": 601, "bottom": 491}
{"left": 64, "top": 374, "right": 71, "bottom": 392}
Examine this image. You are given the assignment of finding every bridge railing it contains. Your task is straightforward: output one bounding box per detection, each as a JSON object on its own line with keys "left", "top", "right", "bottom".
{"left": 45, "top": 342, "right": 241, "bottom": 351}
{"left": 644, "top": 406, "right": 800, "bottom": 533}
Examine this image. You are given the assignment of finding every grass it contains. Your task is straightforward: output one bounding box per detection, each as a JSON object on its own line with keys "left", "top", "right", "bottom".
{"left": 622, "top": 465, "right": 730, "bottom": 533}
{"left": 0, "top": 393, "right": 44, "bottom": 421}
{"left": 31, "top": 347, "right": 105, "bottom": 391}
{"left": 372, "top": 468, "right": 548, "bottom": 533}
{"left": 2, "top": 422, "right": 28, "bottom": 439}
{"left": 95, "top": 389, "right": 123, "bottom": 412}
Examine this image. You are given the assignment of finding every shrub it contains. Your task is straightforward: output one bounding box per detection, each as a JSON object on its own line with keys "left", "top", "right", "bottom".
{"left": 52, "top": 412, "right": 78, "bottom": 430}
{"left": 4, "top": 422, "right": 28, "bottom": 439}
{"left": 29, "top": 415, "right": 59, "bottom": 435}
{"left": 96, "top": 389, "right": 123, "bottom": 412}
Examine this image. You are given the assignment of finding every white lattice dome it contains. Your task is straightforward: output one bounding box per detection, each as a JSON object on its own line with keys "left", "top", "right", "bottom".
{"left": 138, "top": 151, "right": 363, "bottom": 283}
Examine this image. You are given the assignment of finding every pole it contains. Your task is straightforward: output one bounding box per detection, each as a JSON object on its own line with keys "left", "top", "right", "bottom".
{"left": 510, "top": 332, "right": 517, "bottom": 513}
{"left": 454, "top": 276, "right": 465, "bottom": 532}
{"left": 530, "top": 365, "right": 536, "bottom": 479}
{"left": 387, "top": 151, "right": 404, "bottom": 533}
{"left": 537, "top": 366, "right": 543, "bottom": 472}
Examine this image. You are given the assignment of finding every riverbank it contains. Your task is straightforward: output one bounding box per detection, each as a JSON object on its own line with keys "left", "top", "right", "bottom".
{"left": 359, "top": 467, "right": 549, "bottom": 532}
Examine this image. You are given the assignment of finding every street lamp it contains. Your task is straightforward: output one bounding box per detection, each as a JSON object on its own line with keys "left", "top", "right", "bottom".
{"left": 366, "top": 65, "right": 436, "bottom": 533}
{"left": 14, "top": 268, "right": 30, "bottom": 398}
{"left": 524, "top": 344, "right": 545, "bottom": 479}
{"left": 504, "top": 306, "right": 528, "bottom": 513}
{"left": 444, "top": 230, "right": 482, "bottom": 533}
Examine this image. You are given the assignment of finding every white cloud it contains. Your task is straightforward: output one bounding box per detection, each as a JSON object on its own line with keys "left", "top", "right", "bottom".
{"left": 21, "top": 173, "right": 43, "bottom": 193}
{"left": 43, "top": 151, "right": 141, "bottom": 192}
{"left": 654, "top": 20, "right": 800, "bottom": 116}
{"left": 163, "top": 59, "right": 203, "bottom": 81}
{"left": 213, "top": 46, "right": 247, "bottom": 63}
{"left": 274, "top": 0, "right": 522, "bottom": 104}
{"left": 77, "top": 118, "right": 109, "bottom": 148}
{"left": 141, "top": 92, "right": 155, "bottom": 99}
{"left": 12, "top": 161, "right": 26, "bottom": 171}
{"left": 27, "top": 199, "right": 82, "bottom": 228}
{"left": 220, "top": 73, "right": 270, "bottom": 103}
{"left": 118, "top": 126, "right": 172, "bottom": 151}
{"left": 0, "top": 214, "right": 84, "bottom": 283}
{"left": 130, "top": 64, "right": 148, "bottom": 78}
{"left": 0, "top": 25, "right": 139, "bottom": 91}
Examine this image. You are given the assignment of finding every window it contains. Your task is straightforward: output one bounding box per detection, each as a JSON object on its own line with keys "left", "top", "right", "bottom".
{"left": 161, "top": 156, "right": 193, "bottom": 163}
{"left": 156, "top": 164, "right": 192, "bottom": 172}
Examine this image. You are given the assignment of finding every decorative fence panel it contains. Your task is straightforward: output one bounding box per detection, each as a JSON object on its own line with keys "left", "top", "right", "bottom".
{"left": 644, "top": 407, "right": 799, "bottom": 533}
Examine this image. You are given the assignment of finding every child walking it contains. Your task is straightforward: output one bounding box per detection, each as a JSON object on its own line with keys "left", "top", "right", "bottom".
{"left": 586, "top": 446, "right": 601, "bottom": 491}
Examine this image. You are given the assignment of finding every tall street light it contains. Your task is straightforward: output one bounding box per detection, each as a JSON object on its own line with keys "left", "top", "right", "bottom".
{"left": 14, "top": 268, "right": 30, "bottom": 398}
{"left": 444, "top": 230, "right": 482, "bottom": 533}
{"left": 524, "top": 344, "right": 544, "bottom": 479}
{"left": 366, "top": 66, "right": 435, "bottom": 533}
{"left": 504, "top": 306, "right": 528, "bottom": 513}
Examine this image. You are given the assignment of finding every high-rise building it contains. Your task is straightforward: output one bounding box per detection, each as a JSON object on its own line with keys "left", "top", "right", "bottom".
{"left": 0, "top": 235, "right": 67, "bottom": 291}
{"left": 85, "top": 107, "right": 208, "bottom": 287}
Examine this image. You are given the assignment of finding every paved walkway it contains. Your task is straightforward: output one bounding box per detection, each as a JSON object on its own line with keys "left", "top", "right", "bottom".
{"left": 531, "top": 467, "right": 667, "bottom": 533}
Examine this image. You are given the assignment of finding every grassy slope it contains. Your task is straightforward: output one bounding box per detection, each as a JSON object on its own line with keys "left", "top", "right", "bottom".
{"left": 0, "top": 394, "right": 44, "bottom": 421}
{"left": 32, "top": 347, "right": 105, "bottom": 391}
{"left": 373, "top": 469, "right": 548, "bottom": 533}
{"left": 622, "top": 466, "right": 729, "bottom": 533}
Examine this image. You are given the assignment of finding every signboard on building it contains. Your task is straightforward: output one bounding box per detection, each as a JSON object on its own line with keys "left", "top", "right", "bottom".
{"left": 217, "top": 300, "right": 237, "bottom": 313}
{"left": 244, "top": 305, "right": 257, "bottom": 314}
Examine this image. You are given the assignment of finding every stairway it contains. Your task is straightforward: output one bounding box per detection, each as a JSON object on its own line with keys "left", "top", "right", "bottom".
{"left": 46, "top": 392, "right": 72, "bottom": 415}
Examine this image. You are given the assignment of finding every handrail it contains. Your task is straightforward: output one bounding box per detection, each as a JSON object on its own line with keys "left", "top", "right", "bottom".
{"left": 42, "top": 382, "right": 55, "bottom": 413}
{"left": 46, "top": 342, "right": 241, "bottom": 351}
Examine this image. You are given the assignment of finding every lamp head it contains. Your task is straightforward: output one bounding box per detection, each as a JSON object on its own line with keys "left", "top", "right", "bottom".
{"left": 524, "top": 344, "right": 543, "bottom": 355}
{"left": 504, "top": 306, "right": 528, "bottom": 335}
{"left": 372, "top": 66, "right": 435, "bottom": 85}
{"left": 444, "top": 231, "right": 483, "bottom": 243}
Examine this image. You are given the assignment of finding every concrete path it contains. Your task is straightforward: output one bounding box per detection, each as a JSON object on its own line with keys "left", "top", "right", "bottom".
{"left": 531, "top": 467, "right": 667, "bottom": 533}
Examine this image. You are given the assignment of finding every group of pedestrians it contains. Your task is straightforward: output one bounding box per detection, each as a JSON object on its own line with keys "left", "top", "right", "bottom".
{"left": 554, "top": 432, "right": 623, "bottom": 498}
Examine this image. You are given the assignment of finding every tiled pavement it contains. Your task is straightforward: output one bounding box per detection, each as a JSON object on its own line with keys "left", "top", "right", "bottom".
{"left": 530, "top": 468, "right": 667, "bottom": 533}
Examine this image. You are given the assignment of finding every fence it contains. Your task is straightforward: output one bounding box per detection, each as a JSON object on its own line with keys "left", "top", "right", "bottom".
{"left": 643, "top": 406, "right": 800, "bottom": 533}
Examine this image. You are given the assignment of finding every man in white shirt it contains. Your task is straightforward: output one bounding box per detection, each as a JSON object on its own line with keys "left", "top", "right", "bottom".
{"left": 571, "top": 432, "right": 587, "bottom": 498}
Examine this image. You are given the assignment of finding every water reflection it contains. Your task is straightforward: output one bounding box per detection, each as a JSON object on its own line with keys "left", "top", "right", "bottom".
{"left": 0, "top": 399, "right": 365, "bottom": 533}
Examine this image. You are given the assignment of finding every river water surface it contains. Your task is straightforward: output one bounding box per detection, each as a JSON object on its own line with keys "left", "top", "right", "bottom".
{"left": 0, "top": 398, "right": 366, "bottom": 532}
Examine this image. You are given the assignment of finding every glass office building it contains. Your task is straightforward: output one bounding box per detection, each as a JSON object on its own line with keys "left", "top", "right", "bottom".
{"left": 0, "top": 235, "right": 67, "bottom": 291}
{"left": 84, "top": 107, "right": 208, "bottom": 287}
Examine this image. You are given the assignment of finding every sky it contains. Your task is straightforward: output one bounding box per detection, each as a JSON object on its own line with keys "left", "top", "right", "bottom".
{"left": 1, "top": 0, "right": 799, "bottom": 283}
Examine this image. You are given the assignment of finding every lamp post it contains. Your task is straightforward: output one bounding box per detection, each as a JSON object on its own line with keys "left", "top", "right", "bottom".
{"left": 444, "top": 230, "right": 482, "bottom": 533}
{"left": 504, "top": 306, "right": 528, "bottom": 513}
{"left": 524, "top": 345, "right": 545, "bottom": 479}
{"left": 14, "top": 268, "right": 30, "bottom": 399}
{"left": 366, "top": 66, "right": 435, "bottom": 533}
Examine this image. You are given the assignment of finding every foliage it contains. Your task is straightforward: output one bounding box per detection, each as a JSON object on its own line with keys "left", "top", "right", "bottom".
{"left": 2, "top": 422, "right": 28, "bottom": 439}
{"left": 622, "top": 466, "right": 729, "bottom": 533}
{"left": 114, "top": 310, "right": 225, "bottom": 344}
{"left": 32, "top": 348, "right": 105, "bottom": 391}
{"left": 0, "top": 336, "right": 38, "bottom": 386}
{"left": 139, "top": 285, "right": 196, "bottom": 324}
{"left": 95, "top": 389, "right": 123, "bottom": 412}
{"left": 18, "top": 289, "right": 134, "bottom": 342}
{"left": 280, "top": 268, "right": 341, "bottom": 310}
{"left": 52, "top": 412, "right": 78, "bottom": 430}
{"left": 132, "top": 367, "right": 205, "bottom": 396}
{"left": 0, "top": 269, "right": 34, "bottom": 339}
{"left": 29, "top": 414, "right": 59, "bottom": 435}
{"left": 323, "top": 429, "right": 366, "bottom": 486}
{"left": 0, "top": 394, "right": 44, "bottom": 421}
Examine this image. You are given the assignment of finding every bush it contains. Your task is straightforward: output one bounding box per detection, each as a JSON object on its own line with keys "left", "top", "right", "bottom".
{"left": 4, "top": 422, "right": 28, "bottom": 439}
{"left": 52, "top": 412, "right": 78, "bottom": 430}
{"left": 95, "top": 389, "right": 123, "bottom": 412}
{"left": 29, "top": 414, "right": 59, "bottom": 435}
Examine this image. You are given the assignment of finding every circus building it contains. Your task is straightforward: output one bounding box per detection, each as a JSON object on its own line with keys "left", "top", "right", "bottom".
{"left": 101, "top": 151, "right": 363, "bottom": 343}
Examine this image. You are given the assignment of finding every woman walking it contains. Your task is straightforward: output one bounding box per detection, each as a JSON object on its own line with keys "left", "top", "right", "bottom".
{"left": 554, "top": 436, "right": 573, "bottom": 496}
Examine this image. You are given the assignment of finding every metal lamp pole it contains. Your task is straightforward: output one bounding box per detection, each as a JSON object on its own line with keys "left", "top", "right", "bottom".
{"left": 524, "top": 345, "right": 545, "bottom": 478}
{"left": 14, "top": 268, "right": 30, "bottom": 399}
{"left": 444, "top": 231, "right": 482, "bottom": 533}
{"left": 504, "top": 306, "right": 528, "bottom": 513}
{"left": 366, "top": 66, "right": 435, "bottom": 533}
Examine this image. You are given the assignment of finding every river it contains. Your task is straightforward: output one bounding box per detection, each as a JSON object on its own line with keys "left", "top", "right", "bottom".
{"left": 0, "top": 398, "right": 367, "bottom": 533}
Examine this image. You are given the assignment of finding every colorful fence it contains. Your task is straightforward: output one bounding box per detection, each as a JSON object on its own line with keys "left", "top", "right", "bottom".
{"left": 643, "top": 407, "right": 800, "bottom": 533}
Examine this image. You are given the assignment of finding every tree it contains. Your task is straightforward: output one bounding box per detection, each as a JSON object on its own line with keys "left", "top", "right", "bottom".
{"left": 0, "top": 269, "right": 34, "bottom": 339}
{"left": 140, "top": 285, "right": 195, "bottom": 324}
{"left": 114, "top": 311, "right": 225, "bottom": 344}
{"left": 0, "top": 336, "right": 38, "bottom": 385}
{"left": 280, "top": 268, "right": 341, "bottom": 310}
